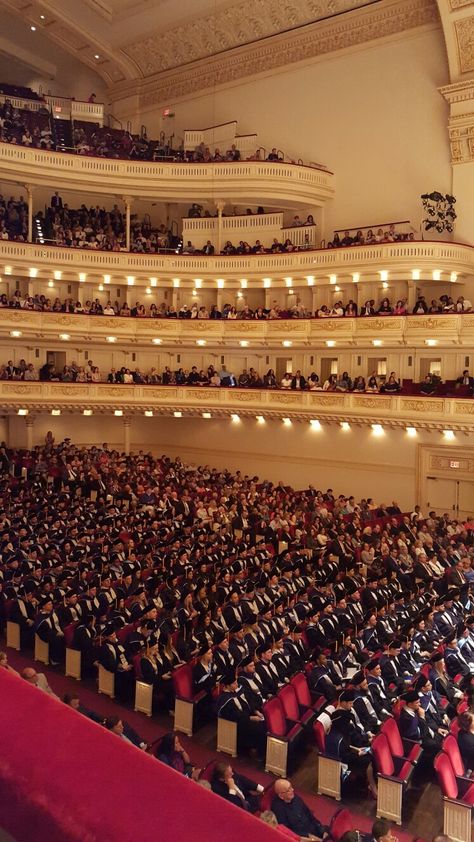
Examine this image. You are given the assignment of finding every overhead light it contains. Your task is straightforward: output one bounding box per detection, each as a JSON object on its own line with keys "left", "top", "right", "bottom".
{"left": 334, "top": 286, "right": 340, "bottom": 292}
{"left": 79, "top": 273, "right": 86, "bottom": 282}
{"left": 379, "top": 270, "right": 388, "bottom": 282}
{"left": 310, "top": 420, "right": 322, "bottom": 430}
{"left": 152, "top": 338, "right": 162, "bottom": 345}
{"left": 256, "top": 415, "right": 265, "bottom": 424}
{"left": 288, "top": 288, "right": 294, "bottom": 295}
{"left": 329, "top": 274, "right": 337, "bottom": 285}
{"left": 51, "top": 409, "right": 61, "bottom": 416}
{"left": 59, "top": 333, "right": 70, "bottom": 341}
{"left": 282, "top": 340, "right": 292, "bottom": 347}
{"left": 425, "top": 339, "right": 437, "bottom": 346}
{"left": 192, "top": 289, "right": 198, "bottom": 296}
{"left": 127, "top": 276, "right": 135, "bottom": 286}
{"left": 83, "top": 409, "right": 93, "bottom": 416}
{"left": 106, "top": 336, "right": 117, "bottom": 343}
{"left": 18, "top": 409, "right": 28, "bottom": 416}
{"left": 150, "top": 277, "right": 157, "bottom": 287}
{"left": 263, "top": 278, "right": 272, "bottom": 288}
{"left": 432, "top": 270, "right": 441, "bottom": 281}
{"left": 103, "top": 275, "right": 111, "bottom": 284}
{"left": 285, "top": 277, "right": 293, "bottom": 287}
{"left": 372, "top": 339, "right": 382, "bottom": 347}
{"left": 144, "top": 410, "right": 153, "bottom": 417}
{"left": 307, "top": 276, "right": 314, "bottom": 286}
{"left": 4, "top": 266, "right": 12, "bottom": 275}
{"left": 174, "top": 411, "right": 182, "bottom": 418}
{"left": 340, "top": 421, "right": 351, "bottom": 431}
{"left": 94, "top": 54, "right": 100, "bottom": 60}
{"left": 29, "top": 268, "right": 38, "bottom": 278}
{"left": 371, "top": 424, "right": 385, "bottom": 436}
{"left": 202, "top": 412, "right": 212, "bottom": 419}
{"left": 48, "top": 279, "right": 54, "bottom": 288}
{"left": 217, "top": 278, "right": 225, "bottom": 289}
{"left": 40, "top": 14, "right": 45, "bottom": 20}
{"left": 406, "top": 427, "right": 417, "bottom": 437}
{"left": 231, "top": 414, "right": 240, "bottom": 423}
{"left": 283, "top": 417, "right": 292, "bottom": 426}
{"left": 145, "top": 287, "right": 151, "bottom": 295}
{"left": 239, "top": 340, "right": 249, "bottom": 347}
{"left": 352, "top": 273, "right": 360, "bottom": 283}
{"left": 172, "top": 278, "right": 180, "bottom": 288}
{"left": 30, "top": 25, "right": 36, "bottom": 31}
{"left": 382, "top": 282, "right": 389, "bottom": 290}
{"left": 326, "top": 340, "right": 336, "bottom": 347}
{"left": 114, "top": 410, "right": 123, "bottom": 417}
{"left": 10, "top": 330, "right": 22, "bottom": 338}
{"left": 237, "top": 291, "right": 243, "bottom": 299}
{"left": 196, "top": 339, "right": 206, "bottom": 346}
{"left": 450, "top": 272, "right": 457, "bottom": 283}
{"left": 412, "top": 269, "right": 420, "bottom": 281}
{"left": 240, "top": 279, "right": 248, "bottom": 288}
{"left": 194, "top": 279, "right": 202, "bottom": 288}
{"left": 443, "top": 430, "right": 455, "bottom": 440}
{"left": 98, "top": 284, "right": 104, "bottom": 292}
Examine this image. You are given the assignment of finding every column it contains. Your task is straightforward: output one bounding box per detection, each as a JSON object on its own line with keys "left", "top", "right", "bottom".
{"left": 407, "top": 280, "right": 417, "bottom": 311}
{"left": 439, "top": 81, "right": 474, "bottom": 245}
{"left": 123, "top": 416, "right": 131, "bottom": 455}
{"left": 25, "top": 416, "right": 34, "bottom": 450}
{"left": 25, "top": 184, "right": 34, "bottom": 243}
{"left": 311, "top": 288, "right": 318, "bottom": 316}
{"left": 123, "top": 197, "right": 133, "bottom": 251}
{"left": 216, "top": 201, "right": 225, "bottom": 255}
{"left": 216, "top": 288, "right": 223, "bottom": 311}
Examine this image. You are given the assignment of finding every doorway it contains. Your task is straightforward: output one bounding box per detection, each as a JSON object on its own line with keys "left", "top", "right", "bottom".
{"left": 426, "top": 477, "right": 473, "bottom": 519}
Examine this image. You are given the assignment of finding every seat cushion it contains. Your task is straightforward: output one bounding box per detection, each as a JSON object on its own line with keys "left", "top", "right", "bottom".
{"left": 287, "top": 724, "right": 303, "bottom": 741}
{"left": 406, "top": 744, "right": 422, "bottom": 763}
{"left": 396, "top": 760, "right": 413, "bottom": 781}
{"left": 462, "top": 783, "right": 474, "bottom": 805}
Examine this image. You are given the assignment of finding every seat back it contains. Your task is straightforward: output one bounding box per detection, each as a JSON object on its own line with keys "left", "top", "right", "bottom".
{"left": 64, "top": 622, "right": 77, "bottom": 648}
{"left": 450, "top": 718, "right": 461, "bottom": 736}
{"left": 443, "top": 734, "right": 465, "bottom": 777}
{"left": 372, "top": 733, "right": 395, "bottom": 776}
{"left": 434, "top": 751, "right": 459, "bottom": 799}
{"left": 172, "top": 664, "right": 193, "bottom": 701}
{"left": 263, "top": 697, "right": 287, "bottom": 737}
{"left": 279, "top": 685, "right": 300, "bottom": 722}
{"left": 392, "top": 699, "right": 405, "bottom": 720}
{"left": 291, "top": 672, "right": 311, "bottom": 707}
{"left": 329, "top": 809, "right": 353, "bottom": 842}
{"left": 259, "top": 784, "right": 275, "bottom": 814}
{"left": 199, "top": 760, "right": 217, "bottom": 783}
{"left": 314, "top": 720, "right": 326, "bottom": 753}
{"left": 381, "top": 717, "right": 404, "bottom": 757}
{"left": 133, "top": 653, "right": 143, "bottom": 680}
{"left": 116, "top": 622, "right": 136, "bottom": 644}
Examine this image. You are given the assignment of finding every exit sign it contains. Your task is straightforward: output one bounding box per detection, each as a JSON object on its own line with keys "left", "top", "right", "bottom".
{"left": 450, "top": 460, "right": 460, "bottom": 468}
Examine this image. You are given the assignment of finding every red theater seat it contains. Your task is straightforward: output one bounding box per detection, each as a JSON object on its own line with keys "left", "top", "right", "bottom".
{"left": 278, "top": 684, "right": 315, "bottom": 727}
{"left": 381, "top": 716, "right": 422, "bottom": 765}
{"left": 263, "top": 697, "right": 302, "bottom": 778}
{"left": 372, "top": 732, "right": 414, "bottom": 824}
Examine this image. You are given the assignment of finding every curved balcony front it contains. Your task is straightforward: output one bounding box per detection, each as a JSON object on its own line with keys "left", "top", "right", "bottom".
{"left": 1, "top": 310, "right": 473, "bottom": 349}
{"left": 0, "top": 143, "right": 334, "bottom": 207}
{"left": 1, "top": 382, "right": 473, "bottom": 433}
{"left": 0, "top": 240, "right": 473, "bottom": 286}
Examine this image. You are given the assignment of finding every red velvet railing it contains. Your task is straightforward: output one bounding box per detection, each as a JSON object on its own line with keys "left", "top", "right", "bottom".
{"left": 0, "top": 669, "right": 281, "bottom": 842}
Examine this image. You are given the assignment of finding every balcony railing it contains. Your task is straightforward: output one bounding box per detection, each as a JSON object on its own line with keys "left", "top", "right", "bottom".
{"left": 0, "top": 142, "right": 333, "bottom": 206}
{"left": 0, "top": 310, "right": 473, "bottom": 347}
{"left": 2, "top": 382, "right": 473, "bottom": 432}
{"left": 0, "top": 240, "right": 472, "bottom": 284}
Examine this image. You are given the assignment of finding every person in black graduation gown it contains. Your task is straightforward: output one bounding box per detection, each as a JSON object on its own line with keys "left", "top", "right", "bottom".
{"left": 72, "top": 611, "right": 97, "bottom": 673}
{"left": 192, "top": 643, "right": 217, "bottom": 698}
{"left": 328, "top": 690, "right": 378, "bottom": 797}
{"left": 429, "top": 652, "right": 464, "bottom": 718}
{"left": 140, "top": 636, "right": 174, "bottom": 710}
{"left": 413, "top": 674, "right": 449, "bottom": 743}
{"left": 398, "top": 689, "right": 441, "bottom": 761}
{"left": 211, "top": 760, "right": 263, "bottom": 812}
{"left": 352, "top": 670, "right": 381, "bottom": 733}
{"left": 34, "top": 594, "right": 65, "bottom": 664}
{"left": 216, "top": 670, "right": 266, "bottom": 755}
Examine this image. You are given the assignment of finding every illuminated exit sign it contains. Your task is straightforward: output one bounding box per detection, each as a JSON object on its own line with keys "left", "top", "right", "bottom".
{"left": 450, "top": 460, "right": 460, "bottom": 468}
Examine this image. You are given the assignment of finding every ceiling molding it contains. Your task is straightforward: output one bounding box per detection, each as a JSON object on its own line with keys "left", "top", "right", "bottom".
{"left": 114, "top": 0, "right": 439, "bottom": 111}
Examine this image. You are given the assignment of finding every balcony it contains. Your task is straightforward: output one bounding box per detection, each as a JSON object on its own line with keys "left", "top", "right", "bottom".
{"left": 0, "top": 239, "right": 473, "bottom": 285}
{"left": 2, "top": 382, "right": 473, "bottom": 433}
{"left": 1, "top": 309, "right": 473, "bottom": 349}
{"left": 0, "top": 142, "right": 333, "bottom": 207}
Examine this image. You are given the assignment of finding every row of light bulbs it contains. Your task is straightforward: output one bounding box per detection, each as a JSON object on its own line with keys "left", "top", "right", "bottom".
{"left": 14, "top": 408, "right": 459, "bottom": 438}
{"left": 16, "top": 268, "right": 459, "bottom": 287}
{"left": 7, "top": 331, "right": 440, "bottom": 349}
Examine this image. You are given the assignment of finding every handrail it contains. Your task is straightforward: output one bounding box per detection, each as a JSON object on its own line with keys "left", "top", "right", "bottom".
{"left": 107, "top": 113, "right": 123, "bottom": 130}
{"left": 182, "top": 119, "right": 237, "bottom": 133}
{"left": 334, "top": 220, "right": 413, "bottom": 233}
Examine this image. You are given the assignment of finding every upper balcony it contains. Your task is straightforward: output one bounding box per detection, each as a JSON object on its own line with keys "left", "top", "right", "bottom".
{"left": 0, "top": 142, "right": 334, "bottom": 208}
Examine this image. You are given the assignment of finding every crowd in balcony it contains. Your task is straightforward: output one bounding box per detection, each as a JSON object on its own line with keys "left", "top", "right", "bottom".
{"left": 40, "top": 195, "right": 126, "bottom": 251}
{"left": 0, "top": 193, "right": 28, "bottom": 242}
{"left": 3, "top": 357, "right": 473, "bottom": 396}
{"left": 0, "top": 99, "right": 53, "bottom": 150}
{"left": 1, "top": 292, "right": 472, "bottom": 319}
{"left": 1, "top": 438, "right": 474, "bottom": 821}
{"left": 327, "top": 225, "right": 415, "bottom": 247}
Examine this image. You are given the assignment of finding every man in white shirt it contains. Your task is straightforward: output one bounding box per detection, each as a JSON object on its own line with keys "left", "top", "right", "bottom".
{"left": 21, "top": 667, "right": 59, "bottom": 700}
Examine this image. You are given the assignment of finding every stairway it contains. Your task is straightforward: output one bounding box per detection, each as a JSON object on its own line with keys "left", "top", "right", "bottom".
{"left": 52, "top": 117, "right": 73, "bottom": 152}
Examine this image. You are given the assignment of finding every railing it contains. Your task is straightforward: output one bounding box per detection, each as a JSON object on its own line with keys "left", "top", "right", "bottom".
{"left": 0, "top": 142, "right": 334, "bottom": 205}
{"left": 0, "top": 239, "right": 471, "bottom": 282}
{"left": 0, "top": 310, "right": 473, "bottom": 348}
{"left": 183, "top": 120, "right": 238, "bottom": 152}
{"left": 1, "top": 381, "right": 473, "bottom": 430}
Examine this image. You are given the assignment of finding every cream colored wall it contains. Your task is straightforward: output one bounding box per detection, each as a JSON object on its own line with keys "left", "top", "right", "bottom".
{"left": 133, "top": 28, "right": 452, "bottom": 241}
{"left": 7, "top": 412, "right": 471, "bottom": 510}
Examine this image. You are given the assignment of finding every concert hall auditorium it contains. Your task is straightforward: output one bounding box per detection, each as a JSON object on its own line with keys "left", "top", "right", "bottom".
{"left": 0, "top": 1, "right": 473, "bottom": 840}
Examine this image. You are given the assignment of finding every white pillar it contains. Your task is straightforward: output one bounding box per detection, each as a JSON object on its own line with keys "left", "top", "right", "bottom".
{"left": 124, "top": 197, "right": 132, "bottom": 251}
{"left": 26, "top": 184, "right": 34, "bottom": 243}
{"left": 123, "top": 417, "right": 131, "bottom": 454}
{"left": 407, "top": 280, "right": 417, "bottom": 311}
{"left": 25, "top": 417, "right": 34, "bottom": 450}
{"left": 216, "top": 201, "right": 225, "bottom": 255}
{"left": 440, "top": 81, "right": 474, "bottom": 246}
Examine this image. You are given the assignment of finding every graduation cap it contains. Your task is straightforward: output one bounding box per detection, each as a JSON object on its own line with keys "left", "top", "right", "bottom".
{"left": 402, "top": 689, "right": 419, "bottom": 703}
{"left": 230, "top": 622, "right": 243, "bottom": 634}
{"left": 413, "top": 674, "right": 430, "bottom": 692}
{"left": 339, "top": 689, "right": 355, "bottom": 702}
{"left": 239, "top": 655, "right": 254, "bottom": 668}
{"left": 39, "top": 594, "right": 53, "bottom": 607}
{"left": 430, "top": 652, "right": 444, "bottom": 663}
{"left": 103, "top": 621, "right": 118, "bottom": 637}
{"left": 198, "top": 642, "right": 212, "bottom": 657}
{"left": 365, "top": 657, "right": 380, "bottom": 671}
{"left": 256, "top": 641, "right": 272, "bottom": 656}
{"left": 352, "top": 671, "right": 365, "bottom": 686}
{"left": 214, "top": 630, "right": 228, "bottom": 646}
{"left": 221, "top": 670, "right": 237, "bottom": 686}
{"left": 388, "top": 639, "right": 402, "bottom": 650}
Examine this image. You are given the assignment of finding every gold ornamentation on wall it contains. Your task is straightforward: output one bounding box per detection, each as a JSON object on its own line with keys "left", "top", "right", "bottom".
{"left": 353, "top": 396, "right": 392, "bottom": 409}
{"left": 455, "top": 16, "right": 474, "bottom": 73}
{"left": 310, "top": 394, "right": 345, "bottom": 406}
{"left": 402, "top": 399, "right": 442, "bottom": 412}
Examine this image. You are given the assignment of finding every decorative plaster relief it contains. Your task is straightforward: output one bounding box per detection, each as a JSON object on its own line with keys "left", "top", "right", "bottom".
{"left": 455, "top": 16, "right": 474, "bottom": 73}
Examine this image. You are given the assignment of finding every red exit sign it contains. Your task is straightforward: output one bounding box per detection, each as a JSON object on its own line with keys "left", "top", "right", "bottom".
{"left": 450, "top": 460, "right": 460, "bottom": 468}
